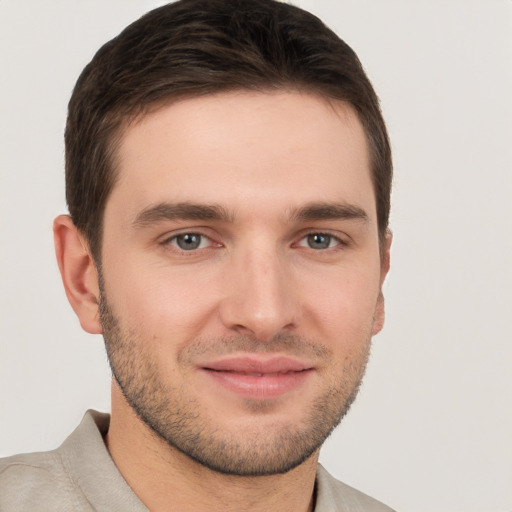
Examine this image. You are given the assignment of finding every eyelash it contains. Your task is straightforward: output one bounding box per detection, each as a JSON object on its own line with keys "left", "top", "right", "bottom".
{"left": 295, "top": 231, "right": 347, "bottom": 250}
{"left": 162, "top": 230, "right": 348, "bottom": 253}
{"left": 164, "top": 232, "right": 220, "bottom": 252}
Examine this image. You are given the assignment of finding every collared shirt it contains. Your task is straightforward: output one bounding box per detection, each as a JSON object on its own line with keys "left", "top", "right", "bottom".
{"left": 0, "top": 410, "right": 395, "bottom": 511}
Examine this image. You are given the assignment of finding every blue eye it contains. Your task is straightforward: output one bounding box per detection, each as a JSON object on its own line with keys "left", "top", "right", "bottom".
{"left": 171, "top": 233, "right": 207, "bottom": 251}
{"left": 298, "top": 233, "right": 341, "bottom": 250}
{"left": 307, "top": 233, "right": 331, "bottom": 249}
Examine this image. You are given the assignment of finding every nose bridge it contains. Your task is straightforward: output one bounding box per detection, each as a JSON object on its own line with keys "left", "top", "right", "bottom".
{"left": 220, "top": 237, "right": 297, "bottom": 340}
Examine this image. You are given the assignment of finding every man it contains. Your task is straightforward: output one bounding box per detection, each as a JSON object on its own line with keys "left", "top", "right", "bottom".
{"left": 0, "top": 0, "right": 394, "bottom": 510}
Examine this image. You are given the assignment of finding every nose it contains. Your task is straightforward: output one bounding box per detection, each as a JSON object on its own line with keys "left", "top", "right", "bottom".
{"left": 218, "top": 245, "right": 299, "bottom": 342}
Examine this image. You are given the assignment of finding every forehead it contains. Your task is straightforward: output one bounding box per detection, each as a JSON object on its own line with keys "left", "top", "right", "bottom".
{"left": 108, "top": 91, "right": 375, "bottom": 223}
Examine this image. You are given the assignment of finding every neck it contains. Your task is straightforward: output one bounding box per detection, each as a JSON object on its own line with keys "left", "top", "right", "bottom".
{"left": 105, "top": 384, "right": 318, "bottom": 512}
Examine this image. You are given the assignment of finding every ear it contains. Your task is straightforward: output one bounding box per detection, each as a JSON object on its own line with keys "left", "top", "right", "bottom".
{"left": 53, "top": 215, "right": 103, "bottom": 334}
{"left": 372, "top": 230, "right": 392, "bottom": 335}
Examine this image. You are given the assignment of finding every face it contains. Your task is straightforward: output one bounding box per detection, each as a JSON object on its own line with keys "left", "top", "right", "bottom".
{"left": 99, "top": 91, "right": 389, "bottom": 476}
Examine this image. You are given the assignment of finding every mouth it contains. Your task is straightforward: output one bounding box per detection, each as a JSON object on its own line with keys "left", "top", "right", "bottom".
{"left": 199, "top": 355, "right": 314, "bottom": 399}
{"left": 209, "top": 370, "right": 303, "bottom": 377}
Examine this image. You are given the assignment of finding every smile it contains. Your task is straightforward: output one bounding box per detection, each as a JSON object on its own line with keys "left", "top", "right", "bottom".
{"left": 199, "top": 356, "right": 314, "bottom": 399}
{"left": 208, "top": 369, "right": 306, "bottom": 377}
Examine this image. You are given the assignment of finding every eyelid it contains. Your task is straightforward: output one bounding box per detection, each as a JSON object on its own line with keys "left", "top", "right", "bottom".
{"left": 170, "top": 233, "right": 210, "bottom": 250}
{"left": 294, "top": 230, "right": 349, "bottom": 249}
{"left": 157, "top": 227, "right": 349, "bottom": 253}
{"left": 160, "top": 229, "right": 222, "bottom": 252}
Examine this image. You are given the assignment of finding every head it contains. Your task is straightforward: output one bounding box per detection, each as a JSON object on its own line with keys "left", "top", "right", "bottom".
{"left": 65, "top": 0, "right": 391, "bottom": 263}
{"left": 56, "top": 0, "right": 392, "bottom": 477}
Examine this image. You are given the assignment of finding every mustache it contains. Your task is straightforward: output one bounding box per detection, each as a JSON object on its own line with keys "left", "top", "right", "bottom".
{"left": 177, "top": 333, "right": 331, "bottom": 363}
{"left": 98, "top": 290, "right": 331, "bottom": 362}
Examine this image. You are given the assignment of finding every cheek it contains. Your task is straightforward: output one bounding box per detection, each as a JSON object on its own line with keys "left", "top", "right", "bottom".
{"left": 105, "top": 258, "right": 221, "bottom": 339}
{"left": 301, "top": 264, "right": 381, "bottom": 339}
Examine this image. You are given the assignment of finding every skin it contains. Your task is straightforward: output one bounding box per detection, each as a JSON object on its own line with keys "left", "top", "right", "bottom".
{"left": 54, "top": 91, "right": 391, "bottom": 512}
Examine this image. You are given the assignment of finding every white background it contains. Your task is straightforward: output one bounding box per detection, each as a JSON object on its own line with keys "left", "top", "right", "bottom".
{"left": 1, "top": 1, "right": 511, "bottom": 511}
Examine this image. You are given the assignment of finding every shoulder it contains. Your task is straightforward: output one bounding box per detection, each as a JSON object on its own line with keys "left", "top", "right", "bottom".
{"left": 0, "top": 411, "right": 145, "bottom": 512}
{"left": 316, "top": 465, "right": 397, "bottom": 512}
{"left": 0, "top": 410, "right": 111, "bottom": 511}
{"left": 0, "top": 450, "right": 91, "bottom": 511}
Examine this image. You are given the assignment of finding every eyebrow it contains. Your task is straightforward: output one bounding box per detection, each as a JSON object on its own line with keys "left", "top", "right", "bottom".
{"left": 133, "top": 202, "right": 234, "bottom": 227}
{"left": 132, "top": 200, "right": 369, "bottom": 228}
{"left": 289, "top": 202, "right": 369, "bottom": 223}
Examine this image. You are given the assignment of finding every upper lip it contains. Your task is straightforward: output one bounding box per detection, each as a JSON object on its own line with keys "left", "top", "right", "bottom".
{"left": 201, "top": 355, "right": 313, "bottom": 375}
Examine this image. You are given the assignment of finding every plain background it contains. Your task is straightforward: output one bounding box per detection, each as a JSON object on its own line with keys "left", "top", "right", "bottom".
{"left": 1, "top": 1, "right": 511, "bottom": 511}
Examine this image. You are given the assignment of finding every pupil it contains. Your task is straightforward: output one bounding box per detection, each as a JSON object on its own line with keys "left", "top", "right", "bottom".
{"left": 177, "top": 233, "right": 201, "bottom": 250}
{"left": 308, "top": 234, "right": 330, "bottom": 249}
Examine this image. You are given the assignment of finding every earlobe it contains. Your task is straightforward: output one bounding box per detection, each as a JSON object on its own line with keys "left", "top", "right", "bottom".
{"left": 53, "top": 215, "right": 103, "bottom": 334}
{"left": 372, "top": 291, "right": 386, "bottom": 335}
{"left": 372, "top": 230, "right": 392, "bottom": 336}
{"left": 380, "top": 229, "right": 392, "bottom": 284}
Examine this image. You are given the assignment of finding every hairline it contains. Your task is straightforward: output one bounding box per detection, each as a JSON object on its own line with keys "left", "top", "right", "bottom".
{"left": 87, "top": 85, "right": 386, "bottom": 263}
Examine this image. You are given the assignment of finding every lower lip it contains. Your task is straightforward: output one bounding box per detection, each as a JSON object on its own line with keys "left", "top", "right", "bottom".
{"left": 200, "top": 369, "right": 313, "bottom": 399}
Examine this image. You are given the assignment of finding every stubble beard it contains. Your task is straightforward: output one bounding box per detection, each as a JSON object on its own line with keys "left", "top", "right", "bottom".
{"left": 98, "top": 283, "right": 372, "bottom": 477}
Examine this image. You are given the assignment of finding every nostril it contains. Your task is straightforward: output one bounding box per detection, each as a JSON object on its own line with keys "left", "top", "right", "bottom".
{"left": 217, "top": 268, "right": 299, "bottom": 341}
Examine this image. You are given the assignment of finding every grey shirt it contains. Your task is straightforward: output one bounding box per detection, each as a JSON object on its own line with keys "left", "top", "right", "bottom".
{"left": 0, "top": 411, "right": 395, "bottom": 511}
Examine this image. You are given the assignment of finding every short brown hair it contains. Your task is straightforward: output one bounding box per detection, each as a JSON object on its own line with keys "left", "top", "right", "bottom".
{"left": 65, "top": 0, "right": 392, "bottom": 260}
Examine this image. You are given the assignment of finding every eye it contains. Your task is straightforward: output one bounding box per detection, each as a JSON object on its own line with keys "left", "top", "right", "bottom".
{"left": 168, "top": 233, "right": 212, "bottom": 251}
{"left": 297, "top": 233, "right": 341, "bottom": 250}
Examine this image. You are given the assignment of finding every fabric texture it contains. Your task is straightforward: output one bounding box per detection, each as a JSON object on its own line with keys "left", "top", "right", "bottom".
{"left": 0, "top": 411, "right": 395, "bottom": 511}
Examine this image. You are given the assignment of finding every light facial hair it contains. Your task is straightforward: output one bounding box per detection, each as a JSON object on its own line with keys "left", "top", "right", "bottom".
{"left": 98, "top": 273, "right": 372, "bottom": 476}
